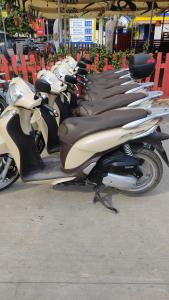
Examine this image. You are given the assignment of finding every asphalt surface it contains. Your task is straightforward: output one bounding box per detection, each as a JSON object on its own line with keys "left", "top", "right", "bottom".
{"left": 0, "top": 130, "right": 169, "bottom": 299}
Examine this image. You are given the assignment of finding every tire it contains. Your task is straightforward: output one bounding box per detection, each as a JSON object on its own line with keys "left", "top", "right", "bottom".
{"left": 0, "top": 97, "right": 7, "bottom": 115}
{"left": 0, "top": 155, "right": 19, "bottom": 191}
{"left": 122, "top": 148, "right": 163, "bottom": 196}
{"left": 34, "top": 131, "right": 45, "bottom": 154}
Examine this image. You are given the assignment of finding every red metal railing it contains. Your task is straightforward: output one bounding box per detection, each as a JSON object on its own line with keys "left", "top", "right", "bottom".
{"left": 0, "top": 52, "right": 169, "bottom": 97}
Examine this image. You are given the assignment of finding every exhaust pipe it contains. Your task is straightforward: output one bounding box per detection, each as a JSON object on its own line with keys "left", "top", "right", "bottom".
{"left": 102, "top": 173, "right": 137, "bottom": 191}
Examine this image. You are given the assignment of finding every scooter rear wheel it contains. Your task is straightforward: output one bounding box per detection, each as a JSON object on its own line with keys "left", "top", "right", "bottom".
{"left": 122, "top": 148, "right": 163, "bottom": 195}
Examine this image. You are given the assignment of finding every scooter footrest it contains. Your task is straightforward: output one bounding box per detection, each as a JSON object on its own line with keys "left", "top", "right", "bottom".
{"left": 22, "top": 157, "right": 74, "bottom": 182}
{"left": 47, "top": 145, "right": 61, "bottom": 154}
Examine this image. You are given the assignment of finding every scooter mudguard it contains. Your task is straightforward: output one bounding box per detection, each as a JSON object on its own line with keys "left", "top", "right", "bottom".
{"left": 132, "top": 131, "right": 169, "bottom": 166}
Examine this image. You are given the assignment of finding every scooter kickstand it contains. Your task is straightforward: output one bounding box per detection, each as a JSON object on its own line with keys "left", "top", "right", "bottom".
{"left": 93, "top": 187, "right": 119, "bottom": 214}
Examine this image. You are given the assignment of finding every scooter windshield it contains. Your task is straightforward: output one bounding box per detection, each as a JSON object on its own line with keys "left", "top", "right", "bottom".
{"left": 6, "top": 78, "right": 38, "bottom": 109}
{"left": 6, "top": 83, "right": 23, "bottom": 105}
{"left": 24, "top": 81, "right": 35, "bottom": 93}
{"left": 39, "top": 73, "right": 67, "bottom": 94}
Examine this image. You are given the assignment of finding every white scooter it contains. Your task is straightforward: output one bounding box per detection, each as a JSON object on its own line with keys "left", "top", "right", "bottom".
{"left": 0, "top": 78, "right": 169, "bottom": 213}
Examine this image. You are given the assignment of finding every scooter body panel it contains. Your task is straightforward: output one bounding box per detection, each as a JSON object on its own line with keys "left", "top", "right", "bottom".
{"left": 31, "top": 108, "right": 48, "bottom": 146}
{"left": 0, "top": 109, "right": 21, "bottom": 169}
{"left": 63, "top": 120, "right": 158, "bottom": 170}
{"left": 0, "top": 135, "right": 9, "bottom": 155}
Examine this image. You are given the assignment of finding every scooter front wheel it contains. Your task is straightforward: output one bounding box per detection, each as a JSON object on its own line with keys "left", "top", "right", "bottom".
{"left": 122, "top": 148, "right": 163, "bottom": 195}
{"left": 0, "top": 155, "right": 19, "bottom": 191}
{"left": 0, "top": 97, "right": 7, "bottom": 115}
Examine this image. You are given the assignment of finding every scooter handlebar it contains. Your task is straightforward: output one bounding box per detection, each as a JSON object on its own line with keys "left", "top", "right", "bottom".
{"left": 77, "top": 61, "right": 87, "bottom": 69}
{"left": 77, "top": 68, "right": 88, "bottom": 76}
{"left": 81, "top": 57, "right": 92, "bottom": 65}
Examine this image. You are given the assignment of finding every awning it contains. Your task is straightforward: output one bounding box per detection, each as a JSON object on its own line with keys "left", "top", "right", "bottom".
{"left": 25, "top": 0, "right": 169, "bottom": 19}
{"left": 133, "top": 16, "right": 169, "bottom": 24}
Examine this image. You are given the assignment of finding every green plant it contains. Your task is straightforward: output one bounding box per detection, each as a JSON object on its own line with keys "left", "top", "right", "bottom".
{"left": 45, "top": 54, "right": 57, "bottom": 65}
{"left": 112, "top": 50, "right": 123, "bottom": 70}
{"left": 0, "top": 1, "right": 35, "bottom": 35}
{"left": 96, "top": 47, "right": 114, "bottom": 71}
{"left": 89, "top": 46, "right": 99, "bottom": 63}
{"left": 97, "top": 48, "right": 106, "bottom": 71}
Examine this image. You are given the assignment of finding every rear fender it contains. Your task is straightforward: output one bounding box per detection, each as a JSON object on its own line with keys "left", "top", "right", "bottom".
{"left": 131, "top": 131, "right": 169, "bottom": 166}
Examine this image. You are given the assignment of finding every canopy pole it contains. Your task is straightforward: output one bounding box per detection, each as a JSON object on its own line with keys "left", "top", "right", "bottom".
{"left": 64, "top": 3, "right": 67, "bottom": 46}
{"left": 130, "top": 18, "right": 134, "bottom": 50}
{"left": 147, "top": 0, "right": 155, "bottom": 51}
{"left": 57, "top": 0, "right": 62, "bottom": 45}
{"left": 99, "top": 17, "right": 103, "bottom": 46}
{"left": 0, "top": 8, "right": 7, "bottom": 45}
{"left": 161, "top": 11, "right": 166, "bottom": 40}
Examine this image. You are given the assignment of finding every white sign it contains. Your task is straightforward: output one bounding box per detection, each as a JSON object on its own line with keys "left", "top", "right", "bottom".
{"left": 69, "top": 18, "right": 96, "bottom": 43}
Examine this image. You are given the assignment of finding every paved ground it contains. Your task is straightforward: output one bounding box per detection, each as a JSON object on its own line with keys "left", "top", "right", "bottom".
{"left": 1, "top": 133, "right": 169, "bottom": 299}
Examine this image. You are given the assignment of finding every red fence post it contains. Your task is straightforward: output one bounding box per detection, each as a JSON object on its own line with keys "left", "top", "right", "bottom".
{"left": 153, "top": 52, "right": 162, "bottom": 91}
{"left": 76, "top": 52, "right": 81, "bottom": 62}
{"left": 85, "top": 52, "right": 91, "bottom": 72}
{"left": 28, "top": 54, "right": 38, "bottom": 84}
{"left": 1, "top": 55, "right": 10, "bottom": 80}
{"left": 19, "top": 54, "right": 28, "bottom": 81}
{"left": 93, "top": 53, "right": 99, "bottom": 72}
{"left": 103, "top": 58, "right": 113, "bottom": 71}
{"left": 162, "top": 53, "right": 169, "bottom": 97}
{"left": 121, "top": 55, "right": 128, "bottom": 68}
{"left": 40, "top": 57, "right": 46, "bottom": 69}
{"left": 11, "top": 55, "right": 18, "bottom": 76}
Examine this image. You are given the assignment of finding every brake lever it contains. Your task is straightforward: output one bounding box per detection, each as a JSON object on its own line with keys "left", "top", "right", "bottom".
{"left": 61, "top": 92, "right": 69, "bottom": 101}
{"left": 77, "top": 79, "right": 86, "bottom": 86}
{"left": 77, "top": 74, "right": 88, "bottom": 82}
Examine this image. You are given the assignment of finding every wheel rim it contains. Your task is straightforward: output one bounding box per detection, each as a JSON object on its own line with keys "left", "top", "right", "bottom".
{"left": 0, "top": 156, "right": 18, "bottom": 190}
{"left": 128, "top": 152, "right": 157, "bottom": 192}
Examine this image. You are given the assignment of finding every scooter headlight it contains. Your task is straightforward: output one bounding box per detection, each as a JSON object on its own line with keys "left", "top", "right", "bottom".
{"left": 6, "top": 83, "right": 23, "bottom": 105}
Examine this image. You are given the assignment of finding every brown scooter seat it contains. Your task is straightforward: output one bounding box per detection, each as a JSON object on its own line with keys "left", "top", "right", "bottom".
{"left": 59, "top": 109, "right": 148, "bottom": 145}
{"left": 78, "top": 93, "right": 147, "bottom": 116}
{"left": 83, "top": 83, "right": 139, "bottom": 101}
{"left": 87, "top": 70, "right": 129, "bottom": 81}
{"left": 87, "top": 78, "right": 130, "bottom": 89}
